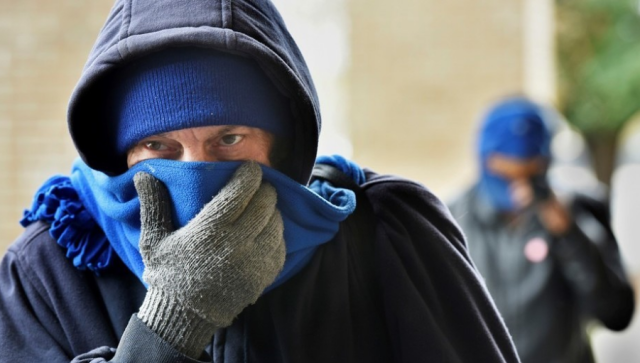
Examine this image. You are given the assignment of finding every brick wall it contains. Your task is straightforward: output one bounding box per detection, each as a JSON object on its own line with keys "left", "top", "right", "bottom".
{"left": 0, "top": 1, "right": 114, "bottom": 253}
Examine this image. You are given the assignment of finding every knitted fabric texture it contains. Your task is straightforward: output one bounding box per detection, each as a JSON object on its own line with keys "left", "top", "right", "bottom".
{"left": 477, "top": 96, "right": 551, "bottom": 160}
{"left": 109, "top": 48, "right": 294, "bottom": 156}
{"left": 134, "top": 162, "right": 285, "bottom": 357}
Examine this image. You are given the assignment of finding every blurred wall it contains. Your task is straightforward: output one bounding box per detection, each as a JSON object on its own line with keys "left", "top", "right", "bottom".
{"left": 591, "top": 119, "right": 640, "bottom": 363}
{"left": 0, "top": 1, "right": 115, "bottom": 252}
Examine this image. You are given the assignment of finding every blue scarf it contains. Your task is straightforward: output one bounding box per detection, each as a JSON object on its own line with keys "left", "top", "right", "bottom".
{"left": 21, "top": 155, "right": 361, "bottom": 293}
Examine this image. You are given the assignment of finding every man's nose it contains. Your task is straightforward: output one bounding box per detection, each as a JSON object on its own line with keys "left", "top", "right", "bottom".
{"left": 180, "top": 147, "right": 217, "bottom": 162}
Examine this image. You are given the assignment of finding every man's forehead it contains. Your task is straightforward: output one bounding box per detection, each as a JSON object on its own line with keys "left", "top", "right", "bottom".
{"left": 148, "top": 125, "right": 262, "bottom": 138}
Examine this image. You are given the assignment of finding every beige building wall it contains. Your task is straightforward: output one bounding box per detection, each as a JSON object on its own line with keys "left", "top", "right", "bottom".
{"left": 347, "top": 0, "right": 528, "bottom": 199}
{"left": 0, "top": 1, "right": 114, "bottom": 253}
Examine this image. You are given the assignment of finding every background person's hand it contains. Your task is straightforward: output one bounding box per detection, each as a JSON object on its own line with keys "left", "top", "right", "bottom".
{"left": 134, "top": 161, "right": 285, "bottom": 358}
{"left": 538, "top": 196, "right": 572, "bottom": 236}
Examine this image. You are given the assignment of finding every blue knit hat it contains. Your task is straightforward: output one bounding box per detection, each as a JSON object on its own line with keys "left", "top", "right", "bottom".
{"left": 110, "top": 48, "right": 294, "bottom": 155}
{"left": 476, "top": 96, "right": 552, "bottom": 211}
{"left": 477, "top": 96, "right": 551, "bottom": 161}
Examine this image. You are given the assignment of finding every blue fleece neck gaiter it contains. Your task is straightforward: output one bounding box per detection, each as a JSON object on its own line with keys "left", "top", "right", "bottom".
{"left": 69, "top": 158, "right": 356, "bottom": 293}
{"left": 477, "top": 97, "right": 551, "bottom": 212}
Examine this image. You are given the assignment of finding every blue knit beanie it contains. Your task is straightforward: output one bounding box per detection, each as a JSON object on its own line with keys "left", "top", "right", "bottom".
{"left": 110, "top": 48, "right": 294, "bottom": 155}
{"left": 476, "top": 96, "right": 552, "bottom": 211}
{"left": 478, "top": 96, "right": 551, "bottom": 161}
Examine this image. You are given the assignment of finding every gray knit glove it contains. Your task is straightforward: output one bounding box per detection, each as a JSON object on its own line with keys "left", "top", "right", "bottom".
{"left": 133, "top": 161, "right": 286, "bottom": 358}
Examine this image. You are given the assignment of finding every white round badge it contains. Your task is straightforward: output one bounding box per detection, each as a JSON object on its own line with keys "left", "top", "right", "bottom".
{"left": 524, "top": 237, "right": 549, "bottom": 263}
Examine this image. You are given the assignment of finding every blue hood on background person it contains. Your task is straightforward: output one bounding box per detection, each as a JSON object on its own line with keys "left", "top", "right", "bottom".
{"left": 67, "top": 0, "right": 321, "bottom": 185}
{"left": 476, "top": 97, "right": 552, "bottom": 211}
{"left": 68, "top": 158, "right": 356, "bottom": 293}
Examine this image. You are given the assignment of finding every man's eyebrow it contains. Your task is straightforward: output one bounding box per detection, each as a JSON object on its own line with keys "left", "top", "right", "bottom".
{"left": 207, "top": 125, "right": 243, "bottom": 137}
{"left": 142, "top": 132, "right": 170, "bottom": 138}
{"left": 218, "top": 125, "right": 240, "bottom": 132}
{"left": 147, "top": 125, "right": 244, "bottom": 139}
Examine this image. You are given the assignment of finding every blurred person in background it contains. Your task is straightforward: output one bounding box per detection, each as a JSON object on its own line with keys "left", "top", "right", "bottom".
{"left": 448, "top": 96, "right": 635, "bottom": 363}
{"left": 0, "top": 0, "right": 521, "bottom": 362}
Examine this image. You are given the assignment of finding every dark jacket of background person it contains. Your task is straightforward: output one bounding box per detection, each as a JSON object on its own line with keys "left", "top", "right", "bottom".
{"left": 0, "top": 0, "right": 521, "bottom": 362}
{"left": 448, "top": 98, "right": 634, "bottom": 363}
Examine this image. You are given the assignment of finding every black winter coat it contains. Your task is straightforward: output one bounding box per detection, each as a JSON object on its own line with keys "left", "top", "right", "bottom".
{"left": 448, "top": 186, "right": 634, "bottom": 363}
{"left": 0, "top": 171, "right": 520, "bottom": 362}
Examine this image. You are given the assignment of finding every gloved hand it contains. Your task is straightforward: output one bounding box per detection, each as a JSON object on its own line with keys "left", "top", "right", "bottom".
{"left": 133, "top": 161, "right": 286, "bottom": 358}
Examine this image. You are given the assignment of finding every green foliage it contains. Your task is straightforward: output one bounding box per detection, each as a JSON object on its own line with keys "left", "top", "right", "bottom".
{"left": 556, "top": 0, "right": 640, "bottom": 134}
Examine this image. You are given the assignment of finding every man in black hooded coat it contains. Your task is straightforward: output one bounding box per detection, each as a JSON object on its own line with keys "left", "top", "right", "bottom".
{"left": 0, "top": 1, "right": 520, "bottom": 362}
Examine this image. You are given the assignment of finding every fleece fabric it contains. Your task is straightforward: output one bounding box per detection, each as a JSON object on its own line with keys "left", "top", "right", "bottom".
{"left": 69, "top": 158, "right": 355, "bottom": 292}
{"left": 67, "top": 0, "right": 321, "bottom": 182}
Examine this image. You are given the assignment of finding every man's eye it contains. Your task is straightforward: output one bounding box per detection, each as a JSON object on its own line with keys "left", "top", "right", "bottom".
{"left": 220, "top": 134, "right": 243, "bottom": 146}
{"left": 144, "top": 141, "right": 168, "bottom": 151}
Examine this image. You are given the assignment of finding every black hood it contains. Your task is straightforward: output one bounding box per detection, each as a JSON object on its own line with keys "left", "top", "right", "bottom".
{"left": 67, "top": 0, "right": 321, "bottom": 184}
